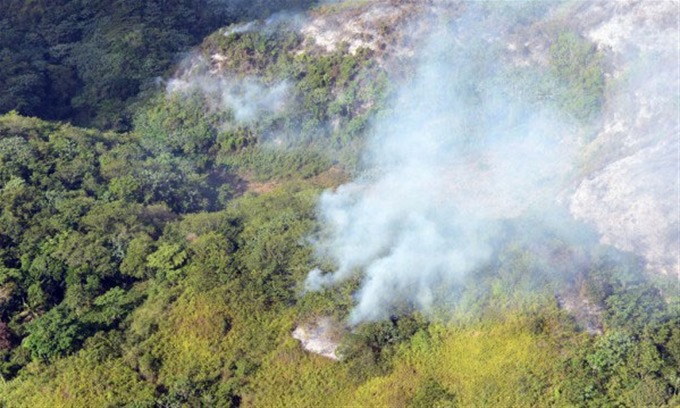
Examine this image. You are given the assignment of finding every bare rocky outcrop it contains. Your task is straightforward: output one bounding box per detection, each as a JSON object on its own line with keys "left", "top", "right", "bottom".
{"left": 300, "top": 1, "right": 425, "bottom": 56}
{"left": 292, "top": 317, "right": 343, "bottom": 360}
{"left": 565, "top": 0, "right": 679, "bottom": 278}
{"left": 495, "top": 0, "right": 679, "bottom": 278}
{"left": 505, "top": 0, "right": 679, "bottom": 278}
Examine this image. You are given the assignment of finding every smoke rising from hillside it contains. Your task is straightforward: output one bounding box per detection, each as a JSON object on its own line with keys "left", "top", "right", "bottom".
{"left": 166, "top": 57, "right": 290, "bottom": 124}
{"left": 305, "top": 3, "right": 591, "bottom": 324}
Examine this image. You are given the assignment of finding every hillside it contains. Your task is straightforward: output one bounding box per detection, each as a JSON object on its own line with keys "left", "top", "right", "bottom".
{"left": 0, "top": 1, "right": 678, "bottom": 407}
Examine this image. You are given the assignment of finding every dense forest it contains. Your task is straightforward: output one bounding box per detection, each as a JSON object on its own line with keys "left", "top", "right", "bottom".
{"left": 0, "top": 1, "right": 678, "bottom": 407}
{"left": 0, "top": 0, "right": 314, "bottom": 129}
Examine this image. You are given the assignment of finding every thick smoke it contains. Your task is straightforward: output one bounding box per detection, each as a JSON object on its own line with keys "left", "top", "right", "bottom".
{"left": 305, "top": 3, "right": 592, "bottom": 324}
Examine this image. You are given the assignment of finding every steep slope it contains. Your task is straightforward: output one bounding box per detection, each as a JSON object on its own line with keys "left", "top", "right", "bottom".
{"left": 0, "top": 1, "right": 678, "bottom": 407}
{"left": 567, "top": 0, "right": 679, "bottom": 277}
{"left": 180, "top": 0, "right": 678, "bottom": 278}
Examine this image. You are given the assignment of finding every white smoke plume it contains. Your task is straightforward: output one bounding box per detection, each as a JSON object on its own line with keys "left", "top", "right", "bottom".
{"left": 304, "top": 0, "right": 625, "bottom": 325}
{"left": 166, "top": 56, "right": 290, "bottom": 124}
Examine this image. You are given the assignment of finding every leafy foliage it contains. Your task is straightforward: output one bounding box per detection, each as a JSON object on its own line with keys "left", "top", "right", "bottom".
{"left": 0, "top": 7, "right": 677, "bottom": 408}
{"left": 549, "top": 32, "right": 605, "bottom": 121}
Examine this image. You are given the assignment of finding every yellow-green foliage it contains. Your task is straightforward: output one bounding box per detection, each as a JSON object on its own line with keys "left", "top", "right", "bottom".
{"left": 245, "top": 314, "right": 572, "bottom": 408}
{"left": 244, "top": 335, "right": 356, "bottom": 407}
{"left": 353, "top": 318, "right": 559, "bottom": 407}
{"left": 0, "top": 351, "right": 154, "bottom": 407}
{"left": 141, "top": 288, "right": 232, "bottom": 385}
{"left": 1, "top": 108, "right": 675, "bottom": 407}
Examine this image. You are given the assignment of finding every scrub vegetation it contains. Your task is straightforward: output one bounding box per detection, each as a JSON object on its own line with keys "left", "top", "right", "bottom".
{"left": 0, "top": 1, "right": 677, "bottom": 407}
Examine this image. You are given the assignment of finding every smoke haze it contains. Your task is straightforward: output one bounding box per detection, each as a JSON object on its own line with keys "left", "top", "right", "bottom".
{"left": 569, "top": 0, "right": 680, "bottom": 276}
{"left": 304, "top": 3, "right": 587, "bottom": 324}
{"left": 166, "top": 57, "right": 290, "bottom": 124}
{"left": 162, "top": 0, "right": 677, "bottom": 325}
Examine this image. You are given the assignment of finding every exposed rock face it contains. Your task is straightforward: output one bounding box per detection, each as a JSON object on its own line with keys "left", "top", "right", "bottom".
{"left": 501, "top": 0, "right": 678, "bottom": 278}
{"left": 571, "top": 139, "right": 678, "bottom": 276}
{"left": 292, "top": 317, "right": 341, "bottom": 360}
{"left": 300, "top": 1, "right": 424, "bottom": 55}
{"left": 297, "top": 0, "right": 462, "bottom": 77}
{"left": 566, "top": 0, "right": 679, "bottom": 277}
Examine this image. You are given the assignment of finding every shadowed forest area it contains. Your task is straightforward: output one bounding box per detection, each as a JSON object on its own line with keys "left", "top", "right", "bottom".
{"left": 0, "top": 0, "right": 315, "bottom": 129}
